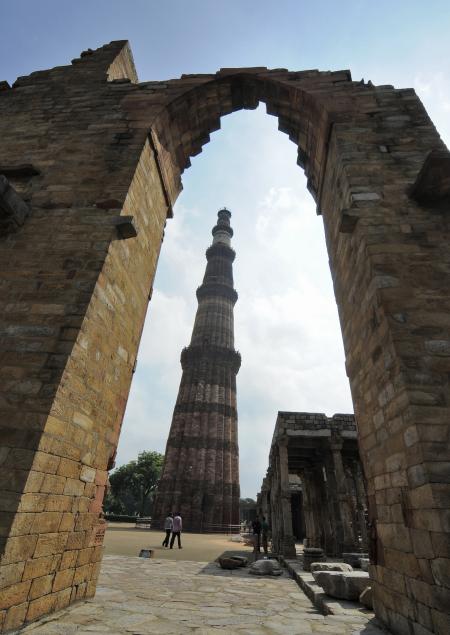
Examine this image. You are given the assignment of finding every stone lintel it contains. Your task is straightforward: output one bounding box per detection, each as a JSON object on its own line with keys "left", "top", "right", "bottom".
{"left": 286, "top": 429, "right": 331, "bottom": 437}
{"left": 340, "top": 430, "right": 358, "bottom": 439}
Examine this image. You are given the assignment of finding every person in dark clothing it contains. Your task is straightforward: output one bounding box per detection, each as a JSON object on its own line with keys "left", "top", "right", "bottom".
{"left": 252, "top": 517, "right": 262, "bottom": 553}
{"left": 162, "top": 513, "right": 173, "bottom": 548}
{"left": 170, "top": 512, "right": 183, "bottom": 549}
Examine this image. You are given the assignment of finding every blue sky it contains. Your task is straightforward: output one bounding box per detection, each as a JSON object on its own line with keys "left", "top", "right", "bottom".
{"left": 2, "top": 2, "right": 450, "bottom": 499}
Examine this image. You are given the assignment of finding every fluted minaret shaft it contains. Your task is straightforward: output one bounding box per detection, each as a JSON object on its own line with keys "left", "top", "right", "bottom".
{"left": 154, "top": 209, "right": 241, "bottom": 531}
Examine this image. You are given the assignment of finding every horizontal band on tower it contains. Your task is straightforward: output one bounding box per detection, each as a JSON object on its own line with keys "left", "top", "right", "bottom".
{"left": 196, "top": 282, "right": 238, "bottom": 303}
{"left": 166, "top": 435, "right": 239, "bottom": 453}
{"left": 206, "top": 242, "right": 236, "bottom": 262}
{"left": 173, "top": 400, "right": 237, "bottom": 417}
{"left": 181, "top": 344, "right": 241, "bottom": 372}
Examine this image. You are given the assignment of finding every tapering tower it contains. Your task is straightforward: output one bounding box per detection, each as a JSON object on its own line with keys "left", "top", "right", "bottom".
{"left": 154, "top": 209, "right": 241, "bottom": 531}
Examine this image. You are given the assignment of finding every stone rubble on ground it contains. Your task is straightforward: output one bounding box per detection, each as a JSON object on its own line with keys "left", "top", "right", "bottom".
{"left": 312, "top": 570, "right": 371, "bottom": 601}
{"left": 310, "top": 562, "right": 353, "bottom": 573}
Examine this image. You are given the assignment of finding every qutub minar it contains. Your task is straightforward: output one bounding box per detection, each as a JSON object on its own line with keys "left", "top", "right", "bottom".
{"left": 153, "top": 208, "right": 241, "bottom": 531}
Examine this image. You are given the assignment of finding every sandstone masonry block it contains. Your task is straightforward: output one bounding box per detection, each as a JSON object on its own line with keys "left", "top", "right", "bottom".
{"left": 1, "top": 534, "right": 38, "bottom": 565}
{"left": 26, "top": 593, "right": 57, "bottom": 623}
{"left": 3, "top": 603, "right": 28, "bottom": 632}
{"left": 57, "top": 458, "right": 80, "bottom": 479}
{"left": 0, "top": 580, "right": 31, "bottom": 610}
{"left": 0, "top": 562, "right": 25, "bottom": 590}
{"left": 33, "top": 532, "right": 68, "bottom": 558}
{"left": 63, "top": 478, "right": 85, "bottom": 496}
{"left": 22, "top": 555, "right": 58, "bottom": 581}
{"left": 29, "top": 574, "right": 54, "bottom": 600}
{"left": 52, "top": 568, "right": 75, "bottom": 592}
{"left": 31, "top": 512, "right": 63, "bottom": 534}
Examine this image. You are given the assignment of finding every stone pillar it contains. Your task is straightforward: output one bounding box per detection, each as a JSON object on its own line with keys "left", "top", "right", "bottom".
{"left": 278, "top": 440, "right": 296, "bottom": 558}
{"left": 351, "top": 461, "right": 368, "bottom": 550}
{"left": 330, "top": 441, "right": 357, "bottom": 554}
{"left": 302, "top": 467, "right": 322, "bottom": 548}
{"left": 313, "top": 464, "right": 335, "bottom": 554}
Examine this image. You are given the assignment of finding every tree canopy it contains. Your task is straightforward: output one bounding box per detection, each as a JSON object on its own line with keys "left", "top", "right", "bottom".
{"left": 104, "top": 450, "right": 164, "bottom": 517}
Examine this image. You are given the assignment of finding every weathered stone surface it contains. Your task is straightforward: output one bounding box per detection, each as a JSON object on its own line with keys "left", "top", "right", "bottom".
{"left": 310, "top": 562, "right": 353, "bottom": 573}
{"left": 313, "top": 570, "right": 371, "bottom": 600}
{"left": 249, "top": 559, "right": 283, "bottom": 576}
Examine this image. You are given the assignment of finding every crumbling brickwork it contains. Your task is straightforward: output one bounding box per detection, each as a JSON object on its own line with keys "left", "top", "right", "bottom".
{"left": 0, "top": 41, "right": 449, "bottom": 634}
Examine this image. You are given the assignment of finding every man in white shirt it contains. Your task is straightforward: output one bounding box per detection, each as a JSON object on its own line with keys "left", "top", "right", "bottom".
{"left": 170, "top": 513, "right": 183, "bottom": 549}
{"left": 162, "top": 513, "right": 173, "bottom": 548}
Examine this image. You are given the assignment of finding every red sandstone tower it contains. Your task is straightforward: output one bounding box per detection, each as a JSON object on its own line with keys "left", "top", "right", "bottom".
{"left": 154, "top": 209, "right": 241, "bottom": 531}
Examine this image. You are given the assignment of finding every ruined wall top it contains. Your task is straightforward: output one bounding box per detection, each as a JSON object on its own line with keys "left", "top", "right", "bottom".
{"left": 271, "top": 411, "right": 357, "bottom": 448}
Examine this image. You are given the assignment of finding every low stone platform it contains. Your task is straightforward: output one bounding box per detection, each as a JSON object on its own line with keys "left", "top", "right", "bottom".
{"left": 15, "top": 554, "right": 388, "bottom": 634}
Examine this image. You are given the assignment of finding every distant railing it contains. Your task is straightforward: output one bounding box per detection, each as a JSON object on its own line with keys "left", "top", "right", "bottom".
{"left": 199, "top": 523, "right": 241, "bottom": 535}
{"left": 150, "top": 519, "right": 242, "bottom": 534}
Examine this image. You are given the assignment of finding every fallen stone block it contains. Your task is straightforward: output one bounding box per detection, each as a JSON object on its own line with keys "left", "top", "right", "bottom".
{"left": 342, "top": 552, "right": 369, "bottom": 568}
{"left": 310, "top": 562, "right": 353, "bottom": 573}
{"left": 248, "top": 559, "right": 283, "bottom": 576}
{"left": 359, "top": 586, "right": 373, "bottom": 609}
{"left": 312, "top": 570, "right": 371, "bottom": 600}
{"left": 218, "top": 556, "right": 247, "bottom": 570}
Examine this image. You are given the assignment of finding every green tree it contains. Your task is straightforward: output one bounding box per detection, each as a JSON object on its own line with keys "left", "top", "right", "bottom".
{"left": 104, "top": 450, "right": 164, "bottom": 516}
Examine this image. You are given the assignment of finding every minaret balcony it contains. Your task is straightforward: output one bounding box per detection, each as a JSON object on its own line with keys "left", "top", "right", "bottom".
{"left": 180, "top": 344, "right": 241, "bottom": 373}
{"left": 196, "top": 282, "right": 238, "bottom": 303}
{"left": 206, "top": 242, "right": 236, "bottom": 262}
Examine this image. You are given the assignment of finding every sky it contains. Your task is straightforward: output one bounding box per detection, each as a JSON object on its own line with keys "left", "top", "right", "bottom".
{"left": 2, "top": 1, "right": 450, "bottom": 499}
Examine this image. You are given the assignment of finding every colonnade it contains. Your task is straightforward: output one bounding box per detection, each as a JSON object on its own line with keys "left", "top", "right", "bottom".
{"left": 258, "top": 412, "right": 368, "bottom": 558}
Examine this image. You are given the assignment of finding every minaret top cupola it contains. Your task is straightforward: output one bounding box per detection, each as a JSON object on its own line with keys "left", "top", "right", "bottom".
{"left": 212, "top": 207, "right": 234, "bottom": 247}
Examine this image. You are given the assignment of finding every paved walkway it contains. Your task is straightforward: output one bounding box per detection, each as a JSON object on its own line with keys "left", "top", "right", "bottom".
{"left": 19, "top": 555, "right": 387, "bottom": 635}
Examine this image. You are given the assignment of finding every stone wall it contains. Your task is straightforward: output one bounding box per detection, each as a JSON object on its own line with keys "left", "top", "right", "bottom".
{"left": 0, "top": 40, "right": 449, "bottom": 634}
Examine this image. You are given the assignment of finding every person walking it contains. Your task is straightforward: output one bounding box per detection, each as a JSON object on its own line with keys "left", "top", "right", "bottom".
{"left": 170, "top": 512, "right": 182, "bottom": 549}
{"left": 162, "top": 512, "right": 173, "bottom": 548}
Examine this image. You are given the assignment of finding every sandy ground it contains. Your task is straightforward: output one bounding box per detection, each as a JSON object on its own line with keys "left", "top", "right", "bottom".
{"left": 103, "top": 522, "right": 253, "bottom": 562}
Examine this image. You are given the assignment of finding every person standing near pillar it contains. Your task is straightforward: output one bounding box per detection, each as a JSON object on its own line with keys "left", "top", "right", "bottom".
{"left": 261, "top": 516, "right": 270, "bottom": 554}
{"left": 170, "top": 512, "right": 183, "bottom": 549}
{"left": 162, "top": 512, "right": 173, "bottom": 548}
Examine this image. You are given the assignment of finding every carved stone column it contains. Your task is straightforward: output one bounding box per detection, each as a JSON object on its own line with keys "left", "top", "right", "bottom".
{"left": 313, "top": 464, "right": 334, "bottom": 554}
{"left": 278, "top": 439, "right": 296, "bottom": 558}
{"left": 331, "top": 441, "right": 357, "bottom": 553}
{"left": 351, "top": 461, "right": 368, "bottom": 550}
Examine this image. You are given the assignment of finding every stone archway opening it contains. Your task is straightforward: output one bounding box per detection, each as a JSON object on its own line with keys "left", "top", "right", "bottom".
{"left": 118, "top": 101, "right": 352, "bottom": 514}
{"left": 0, "top": 41, "right": 449, "bottom": 635}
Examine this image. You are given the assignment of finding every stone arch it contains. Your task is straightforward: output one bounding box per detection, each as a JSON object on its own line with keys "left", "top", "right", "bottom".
{"left": 0, "top": 40, "right": 449, "bottom": 634}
